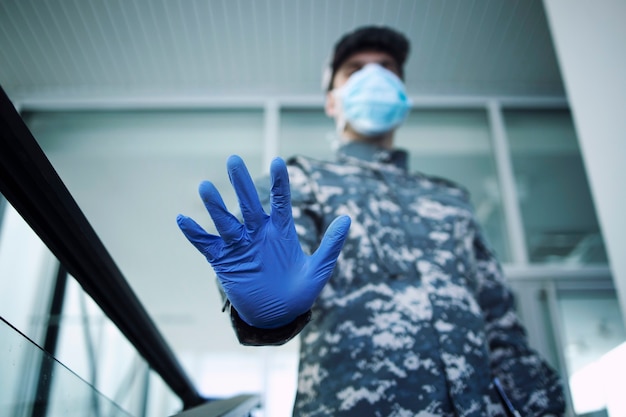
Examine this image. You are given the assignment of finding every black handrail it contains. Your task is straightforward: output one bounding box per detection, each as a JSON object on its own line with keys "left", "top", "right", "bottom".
{"left": 0, "top": 85, "right": 205, "bottom": 410}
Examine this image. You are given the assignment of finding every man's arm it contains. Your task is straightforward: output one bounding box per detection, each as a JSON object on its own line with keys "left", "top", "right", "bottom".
{"left": 473, "top": 232, "right": 566, "bottom": 416}
{"left": 177, "top": 155, "right": 350, "bottom": 342}
{"left": 217, "top": 285, "right": 312, "bottom": 346}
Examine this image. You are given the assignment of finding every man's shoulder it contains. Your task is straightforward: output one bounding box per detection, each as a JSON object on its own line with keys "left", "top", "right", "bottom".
{"left": 284, "top": 153, "right": 472, "bottom": 208}
{"left": 286, "top": 154, "right": 470, "bottom": 199}
{"left": 286, "top": 154, "right": 335, "bottom": 170}
{"left": 286, "top": 154, "right": 363, "bottom": 179}
{"left": 420, "top": 172, "right": 468, "bottom": 193}
{"left": 416, "top": 172, "right": 472, "bottom": 205}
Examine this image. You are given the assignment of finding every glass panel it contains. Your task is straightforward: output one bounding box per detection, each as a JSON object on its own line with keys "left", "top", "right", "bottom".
{"left": 504, "top": 109, "right": 607, "bottom": 264}
{"left": 557, "top": 290, "right": 626, "bottom": 416}
{"left": 191, "top": 346, "right": 298, "bottom": 417}
{"left": 0, "top": 201, "right": 58, "bottom": 346}
{"left": 507, "top": 279, "right": 562, "bottom": 371}
{"left": 145, "top": 369, "right": 183, "bottom": 417}
{"left": 396, "top": 109, "right": 510, "bottom": 261}
{"left": 54, "top": 278, "right": 182, "bottom": 416}
{"left": 24, "top": 109, "right": 265, "bottom": 239}
{"left": 1, "top": 317, "right": 133, "bottom": 417}
{"left": 0, "top": 201, "right": 182, "bottom": 416}
{"left": 279, "top": 108, "right": 337, "bottom": 162}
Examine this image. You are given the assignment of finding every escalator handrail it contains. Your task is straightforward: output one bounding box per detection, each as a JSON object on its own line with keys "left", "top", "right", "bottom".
{"left": 0, "top": 85, "right": 205, "bottom": 410}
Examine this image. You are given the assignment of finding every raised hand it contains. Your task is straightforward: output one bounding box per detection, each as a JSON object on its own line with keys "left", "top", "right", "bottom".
{"left": 177, "top": 155, "right": 351, "bottom": 329}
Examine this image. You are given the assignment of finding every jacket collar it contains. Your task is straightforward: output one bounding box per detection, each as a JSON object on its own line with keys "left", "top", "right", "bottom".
{"left": 337, "top": 141, "right": 409, "bottom": 171}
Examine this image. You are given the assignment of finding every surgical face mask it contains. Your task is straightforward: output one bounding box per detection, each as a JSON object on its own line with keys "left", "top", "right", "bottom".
{"left": 333, "top": 63, "right": 411, "bottom": 137}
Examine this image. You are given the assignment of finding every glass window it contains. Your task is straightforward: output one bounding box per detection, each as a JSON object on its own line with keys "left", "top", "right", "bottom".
{"left": 24, "top": 109, "right": 265, "bottom": 238}
{"left": 191, "top": 346, "right": 299, "bottom": 417}
{"left": 556, "top": 289, "right": 626, "bottom": 416}
{"left": 279, "top": 108, "right": 337, "bottom": 162}
{"left": 396, "top": 109, "right": 510, "bottom": 262}
{"left": 504, "top": 109, "right": 607, "bottom": 264}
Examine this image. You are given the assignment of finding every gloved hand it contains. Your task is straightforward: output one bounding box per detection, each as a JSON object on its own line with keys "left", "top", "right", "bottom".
{"left": 177, "top": 155, "right": 351, "bottom": 329}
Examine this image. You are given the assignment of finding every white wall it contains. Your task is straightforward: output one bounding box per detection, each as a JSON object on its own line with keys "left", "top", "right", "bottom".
{"left": 543, "top": 0, "right": 626, "bottom": 325}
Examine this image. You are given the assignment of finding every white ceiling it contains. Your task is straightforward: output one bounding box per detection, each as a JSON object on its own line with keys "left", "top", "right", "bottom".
{"left": 1, "top": 0, "right": 564, "bottom": 101}
{"left": 0, "top": 0, "right": 568, "bottom": 384}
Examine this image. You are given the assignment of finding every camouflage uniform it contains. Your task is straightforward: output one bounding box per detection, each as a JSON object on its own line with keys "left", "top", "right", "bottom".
{"left": 228, "top": 142, "right": 564, "bottom": 416}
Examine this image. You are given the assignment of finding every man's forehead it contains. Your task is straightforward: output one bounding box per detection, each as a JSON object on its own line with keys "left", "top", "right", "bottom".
{"left": 339, "top": 51, "right": 397, "bottom": 68}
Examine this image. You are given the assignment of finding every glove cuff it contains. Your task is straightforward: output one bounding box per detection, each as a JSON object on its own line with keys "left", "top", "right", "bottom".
{"left": 229, "top": 307, "right": 311, "bottom": 346}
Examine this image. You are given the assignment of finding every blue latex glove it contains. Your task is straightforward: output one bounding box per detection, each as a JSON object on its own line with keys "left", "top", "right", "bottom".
{"left": 177, "top": 155, "right": 351, "bottom": 329}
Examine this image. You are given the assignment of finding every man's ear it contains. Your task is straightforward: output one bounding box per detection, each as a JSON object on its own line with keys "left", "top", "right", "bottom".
{"left": 324, "top": 91, "right": 336, "bottom": 117}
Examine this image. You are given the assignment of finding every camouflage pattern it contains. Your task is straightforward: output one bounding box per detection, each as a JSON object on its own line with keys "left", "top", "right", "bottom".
{"left": 251, "top": 142, "right": 564, "bottom": 416}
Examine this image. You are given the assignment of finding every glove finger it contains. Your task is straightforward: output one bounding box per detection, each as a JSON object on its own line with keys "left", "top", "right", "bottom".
{"left": 309, "top": 215, "right": 351, "bottom": 284}
{"left": 176, "top": 214, "right": 223, "bottom": 262}
{"left": 198, "top": 180, "right": 245, "bottom": 244}
{"left": 269, "top": 157, "right": 295, "bottom": 234}
{"left": 227, "top": 155, "right": 267, "bottom": 228}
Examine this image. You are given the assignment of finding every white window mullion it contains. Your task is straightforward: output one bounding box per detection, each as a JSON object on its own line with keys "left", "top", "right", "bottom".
{"left": 263, "top": 99, "right": 280, "bottom": 171}
{"left": 488, "top": 100, "right": 529, "bottom": 265}
{"left": 544, "top": 280, "right": 575, "bottom": 415}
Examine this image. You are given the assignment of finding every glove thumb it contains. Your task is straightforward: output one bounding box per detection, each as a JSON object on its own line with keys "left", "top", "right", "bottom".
{"left": 309, "top": 215, "right": 351, "bottom": 283}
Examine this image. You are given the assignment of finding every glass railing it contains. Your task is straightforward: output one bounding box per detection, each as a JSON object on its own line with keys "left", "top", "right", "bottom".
{"left": 0, "top": 196, "right": 183, "bottom": 416}
{"left": 1, "top": 316, "right": 133, "bottom": 417}
{"left": 1, "top": 85, "right": 260, "bottom": 416}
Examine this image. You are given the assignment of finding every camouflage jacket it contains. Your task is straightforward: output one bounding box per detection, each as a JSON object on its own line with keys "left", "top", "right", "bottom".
{"left": 229, "top": 142, "right": 564, "bottom": 417}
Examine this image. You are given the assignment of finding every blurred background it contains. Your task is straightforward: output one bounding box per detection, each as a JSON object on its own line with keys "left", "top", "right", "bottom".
{"left": 1, "top": 1, "right": 625, "bottom": 416}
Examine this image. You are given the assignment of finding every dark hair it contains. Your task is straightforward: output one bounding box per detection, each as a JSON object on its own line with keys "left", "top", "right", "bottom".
{"left": 327, "top": 26, "right": 410, "bottom": 90}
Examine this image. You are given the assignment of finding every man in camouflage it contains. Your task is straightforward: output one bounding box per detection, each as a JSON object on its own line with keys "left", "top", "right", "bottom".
{"left": 179, "top": 26, "right": 565, "bottom": 416}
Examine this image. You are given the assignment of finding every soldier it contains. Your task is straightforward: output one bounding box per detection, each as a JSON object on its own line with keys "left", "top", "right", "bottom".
{"left": 178, "top": 26, "right": 565, "bottom": 416}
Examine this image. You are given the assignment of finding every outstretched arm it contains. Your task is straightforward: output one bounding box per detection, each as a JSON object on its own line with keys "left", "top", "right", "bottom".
{"left": 177, "top": 155, "right": 350, "bottom": 334}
